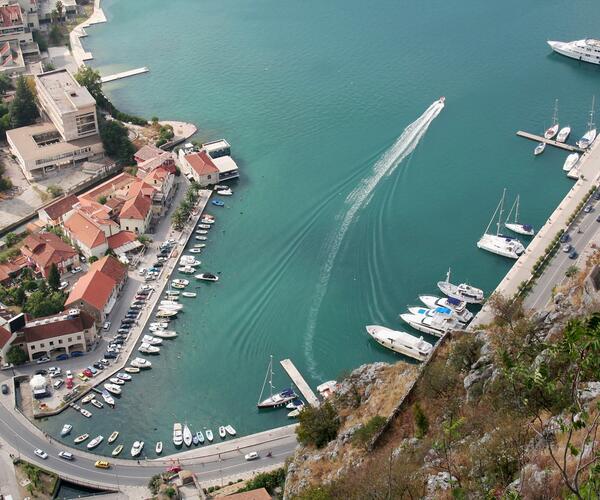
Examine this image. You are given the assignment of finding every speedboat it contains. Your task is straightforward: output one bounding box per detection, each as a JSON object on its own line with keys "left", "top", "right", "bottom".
{"left": 196, "top": 273, "right": 219, "bottom": 282}
{"left": 131, "top": 441, "right": 144, "bottom": 457}
{"left": 577, "top": 97, "right": 597, "bottom": 149}
{"left": 288, "top": 409, "right": 301, "bottom": 418}
{"left": 101, "top": 389, "right": 115, "bottom": 406}
{"left": 153, "top": 329, "right": 177, "bottom": 339}
{"left": 180, "top": 257, "right": 201, "bottom": 266}
{"left": 116, "top": 372, "right": 132, "bottom": 381}
{"left": 219, "top": 426, "right": 227, "bottom": 439}
{"left": 87, "top": 435, "right": 103, "bottom": 449}
{"left": 217, "top": 188, "right": 233, "bottom": 196}
{"left": 534, "top": 143, "right": 546, "bottom": 156}
{"left": 156, "top": 441, "right": 163, "bottom": 454}
{"left": 197, "top": 224, "right": 211, "bottom": 229}
{"left": 158, "top": 303, "right": 183, "bottom": 311}
{"left": 124, "top": 366, "right": 140, "bottom": 374}
{"left": 408, "top": 306, "right": 464, "bottom": 323}
{"left": 205, "top": 429, "right": 214, "bottom": 442}
{"left": 211, "top": 199, "right": 225, "bottom": 207}
{"left": 74, "top": 433, "right": 89, "bottom": 444}
{"left": 437, "top": 268, "right": 484, "bottom": 304}
{"left": 192, "top": 434, "right": 199, "bottom": 446}
{"left": 178, "top": 266, "right": 196, "bottom": 274}
{"left": 195, "top": 235, "right": 207, "bottom": 241}
{"left": 109, "top": 377, "right": 125, "bottom": 385}
{"left": 194, "top": 243, "right": 206, "bottom": 248}
{"left": 400, "top": 312, "right": 460, "bottom": 338}
{"left": 287, "top": 399, "right": 303, "bottom": 409}
{"left": 61, "top": 424, "right": 72, "bottom": 436}
{"left": 172, "top": 279, "right": 189, "bottom": 286}
{"left": 183, "top": 424, "right": 193, "bottom": 447}
{"left": 225, "top": 425, "right": 236, "bottom": 436}
{"left": 182, "top": 292, "right": 197, "bottom": 298}
{"left": 142, "top": 335, "right": 163, "bottom": 345}
{"left": 156, "top": 310, "right": 178, "bottom": 318}
{"left": 91, "top": 399, "right": 104, "bottom": 409}
{"left": 189, "top": 248, "right": 202, "bottom": 254}
{"left": 131, "top": 357, "right": 152, "bottom": 369}
{"left": 418, "top": 295, "right": 473, "bottom": 323}
{"left": 547, "top": 39, "right": 600, "bottom": 65}
{"left": 365, "top": 325, "right": 433, "bottom": 362}
{"left": 80, "top": 408, "right": 92, "bottom": 418}
{"left": 171, "top": 282, "right": 186, "bottom": 289}
{"left": 557, "top": 126, "right": 571, "bottom": 143}
{"left": 196, "top": 431, "right": 205, "bottom": 444}
{"left": 139, "top": 342, "right": 160, "bottom": 354}
{"left": 196, "top": 230, "right": 208, "bottom": 235}
{"left": 214, "top": 184, "right": 229, "bottom": 190}
{"left": 104, "top": 383, "right": 122, "bottom": 395}
{"left": 150, "top": 322, "right": 169, "bottom": 329}
{"left": 173, "top": 423, "right": 183, "bottom": 446}
{"left": 200, "top": 218, "right": 214, "bottom": 224}
{"left": 108, "top": 431, "right": 119, "bottom": 444}
{"left": 112, "top": 444, "right": 124, "bottom": 456}
{"left": 563, "top": 153, "right": 580, "bottom": 172}
{"left": 81, "top": 394, "right": 94, "bottom": 404}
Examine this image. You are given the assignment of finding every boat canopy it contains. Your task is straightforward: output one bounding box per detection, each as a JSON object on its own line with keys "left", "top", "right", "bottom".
{"left": 522, "top": 224, "right": 533, "bottom": 231}
{"left": 447, "top": 297, "right": 462, "bottom": 306}
{"left": 434, "top": 306, "right": 452, "bottom": 315}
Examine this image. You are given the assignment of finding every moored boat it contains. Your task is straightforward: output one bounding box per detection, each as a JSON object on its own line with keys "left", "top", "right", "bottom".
{"left": 91, "top": 399, "right": 103, "bottom": 409}
{"left": 437, "top": 268, "right": 484, "bottom": 304}
{"left": 104, "top": 383, "right": 122, "bottom": 395}
{"left": 196, "top": 431, "right": 205, "bottom": 444}
{"left": 534, "top": 142, "right": 546, "bottom": 156}
{"left": 156, "top": 441, "right": 163, "bottom": 454}
{"left": 317, "top": 380, "right": 338, "bottom": 399}
{"left": 81, "top": 394, "right": 94, "bottom": 404}
{"left": 219, "top": 426, "right": 227, "bottom": 439}
{"left": 108, "top": 431, "right": 119, "bottom": 444}
{"left": 131, "top": 440, "right": 144, "bottom": 457}
{"left": 197, "top": 224, "right": 211, "bottom": 229}
{"left": 400, "top": 311, "right": 461, "bottom": 338}
{"left": 504, "top": 194, "right": 535, "bottom": 236}
{"left": 74, "top": 433, "right": 89, "bottom": 444}
{"left": 182, "top": 292, "right": 197, "bottom": 298}
{"left": 225, "top": 425, "right": 236, "bottom": 436}
{"left": 205, "top": 429, "right": 214, "bottom": 442}
{"left": 124, "top": 366, "right": 140, "bottom": 374}
{"left": 101, "top": 389, "right": 115, "bottom": 406}
{"left": 173, "top": 423, "right": 183, "bottom": 447}
{"left": 195, "top": 273, "right": 219, "bottom": 282}
{"left": 152, "top": 329, "right": 178, "bottom": 339}
{"left": 418, "top": 295, "right": 473, "bottom": 323}
{"left": 131, "top": 357, "right": 152, "bottom": 369}
{"left": 195, "top": 235, "right": 207, "bottom": 241}
{"left": 577, "top": 97, "right": 597, "bottom": 149}
{"left": 544, "top": 99, "right": 560, "bottom": 140}
{"left": 557, "top": 126, "right": 571, "bottom": 143}
{"left": 112, "top": 444, "right": 124, "bottom": 456}
{"left": 142, "top": 334, "right": 163, "bottom": 345}
{"left": 109, "top": 377, "right": 125, "bottom": 385}
{"left": 183, "top": 424, "right": 193, "bottom": 447}
{"left": 189, "top": 248, "right": 202, "bottom": 254}
{"left": 87, "top": 435, "right": 103, "bottom": 449}
{"left": 61, "top": 424, "right": 72, "bottom": 436}
{"left": 257, "top": 355, "right": 297, "bottom": 408}
{"left": 211, "top": 199, "right": 225, "bottom": 207}
{"left": 80, "top": 408, "right": 92, "bottom": 418}
{"left": 116, "top": 372, "right": 132, "bottom": 381}
{"left": 548, "top": 39, "right": 600, "bottom": 65}
{"left": 563, "top": 153, "right": 580, "bottom": 172}
{"left": 217, "top": 188, "right": 233, "bottom": 196}
{"left": 365, "top": 325, "right": 433, "bottom": 361}
{"left": 156, "top": 310, "right": 178, "bottom": 318}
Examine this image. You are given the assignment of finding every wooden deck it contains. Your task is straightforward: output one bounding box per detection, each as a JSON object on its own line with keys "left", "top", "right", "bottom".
{"left": 516, "top": 130, "right": 582, "bottom": 153}
{"left": 280, "top": 359, "right": 320, "bottom": 407}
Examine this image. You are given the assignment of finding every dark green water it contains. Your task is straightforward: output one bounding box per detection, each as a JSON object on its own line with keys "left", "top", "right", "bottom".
{"left": 40, "top": 0, "right": 600, "bottom": 456}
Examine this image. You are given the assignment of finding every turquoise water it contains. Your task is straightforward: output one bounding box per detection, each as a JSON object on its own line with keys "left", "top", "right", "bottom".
{"left": 40, "top": 0, "right": 600, "bottom": 456}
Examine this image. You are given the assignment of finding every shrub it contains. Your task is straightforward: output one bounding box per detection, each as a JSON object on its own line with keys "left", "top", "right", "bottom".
{"left": 413, "top": 404, "right": 429, "bottom": 438}
{"left": 237, "top": 468, "right": 285, "bottom": 494}
{"left": 97, "top": 195, "right": 107, "bottom": 205}
{"left": 47, "top": 185, "right": 63, "bottom": 198}
{"left": 296, "top": 402, "right": 341, "bottom": 448}
{"left": 352, "top": 415, "right": 386, "bottom": 448}
{"left": 6, "top": 345, "right": 27, "bottom": 365}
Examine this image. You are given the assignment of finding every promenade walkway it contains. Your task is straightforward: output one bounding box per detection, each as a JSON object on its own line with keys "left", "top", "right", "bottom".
{"left": 471, "top": 139, "right": 600, "bottom": 328}
{"left": 70, "top": 0, "right": 106, "bottom": 67}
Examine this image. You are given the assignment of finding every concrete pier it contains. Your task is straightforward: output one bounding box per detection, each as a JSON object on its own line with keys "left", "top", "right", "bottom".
{"left": 280, "top": 359, "right": 320, "bottom": 406}
{"left": 101, "top": 67, "right": 149, "bottom": 84}
{"left": 516, "top": 130, "right": 582, "bottom": 153}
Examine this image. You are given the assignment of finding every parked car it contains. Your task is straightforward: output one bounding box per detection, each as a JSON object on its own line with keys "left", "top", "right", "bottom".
{"left": 80, "top": 255, "right": 87, "bottom": 263}
{"left": 138, "top": 268, "right": 147, "bottom": 276}
{"left": 82, "top": 369, "right": 93, "bottom": 378}
{"left": 1, "top": 384, "right": 9, "bottom": 394}
{"left": 78, "top": 372, "right": 89, "bottom": 381}
{"left": 58, "top": 451, "right": 74, "bottom": 461}
{"left": 103, "top": 321, "right": 111, "bottom": 331}
{"left": 58, "top": 281, "right": 69, "bottom": 291}
{"left": 596, "top": 215, "right": 600, "bottom": 222}
{"left": 66, "top": 370, "right": 72, "bottom": 378}
{"left": 70, "top": 351, "right": 84, "bottom": 357}
{"left": 36, "top": 356, "right": 50, "bottom": 364}
{"left": 117, "top": 328, "right": 130, "bottom": 335}
{"left": 584, "top": 205, "right": 593, "bottom": 213}
{"left": 56, "top": 354, "right": 69, "bottom": 361}
{"left": 104, "top": 352, "right": 117, "bottom": 359}
{"left": 70, "top": 266, "right": 82, "bottom": 274}
{"left": 35, "top": 369, "right": 48, "bottom": 376}
{"left": 34, "top": 449, "right": 48, "bottom": 460}
{"left": 562, "top": 244, "right": 572, "bottom": 253}
{"left": 560, "top": 233, "right": 571, "bottom": 243}
{"left": 569, "top": 250, "right": 579, "bottom": 260}
{"left": 87, "top": 366, "right": 98, "bottom": 375}
{"left": 100, "top": 359, "right": 110, "bottom": 366}
{"left": 92, "top": 362, "right": 104, "bottom": 371}
{"left": 53, "top": 379, "right": 64, "bottom": 389}
{"left": 154, "top": 262, "right": 164, "bottom": 268}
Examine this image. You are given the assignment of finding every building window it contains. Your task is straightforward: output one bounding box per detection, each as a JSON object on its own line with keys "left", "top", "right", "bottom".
{"left": 58, "top": 339, "right": 63, "bottom": 344}
{"left": 68, "top": 337, "right": 72, "bottom": 342}
{"left": 49, "top": 341, "right": 54, "bottom": 346}
{"left": 77, "top": 335, "right": 81, "bottom": 340}
{"left": 40, "top": 343, "right": 44, "bottom": 348}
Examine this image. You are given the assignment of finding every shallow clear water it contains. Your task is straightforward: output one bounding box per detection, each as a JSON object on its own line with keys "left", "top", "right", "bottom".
{"left": 40, "top": 0, "right": 600, "bottom": 456}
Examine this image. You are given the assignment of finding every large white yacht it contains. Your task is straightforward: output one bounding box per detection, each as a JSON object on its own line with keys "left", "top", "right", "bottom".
{"left": 547, "top": 39, "right": 600, "bottom": 65}
{"left": 399, "top": 311, "right": 459, "bottom": 338}
{"left": 365, "top": 325, "right": 432, "bottom": 362}
{"left": 437, "top": 268, "right": 484, "bottom": 304}
{"left": 477, "top": 189, "right": 525, "bottom": 259}
{"left": 418, "top": 295, "right": 474, "bottom": 323}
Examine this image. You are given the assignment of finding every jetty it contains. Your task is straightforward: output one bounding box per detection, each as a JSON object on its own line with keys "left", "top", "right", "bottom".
{"left": 516, "top": 130, "right": 582, "bottom": 153}
{"left": 280, "top": 359, "right": 320, "bottom": 407}
{"left": 101, "top": 67, "right": 149, "bottom": 84}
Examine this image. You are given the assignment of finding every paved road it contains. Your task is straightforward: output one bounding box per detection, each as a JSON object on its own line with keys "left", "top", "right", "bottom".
{"left": 525, "top": 195, "right": 600, "bottom": 310}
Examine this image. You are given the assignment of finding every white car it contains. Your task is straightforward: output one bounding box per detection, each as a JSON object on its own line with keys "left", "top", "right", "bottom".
{"left": 65, "top": 370, "right": 73, "bottom": 378}
{"left": 34, "top": 449, "right": 48, "bottom": 459}
{"left": 58, "top": 281, "right": 69, "bottom": 290}
{"left": 58, "top": 451, "right": 73, "bottom": 461}
{"left": 71, "top": 267, "right": 82, "bottom": 274}
{"left": 36, "top": 356, "right": 50, "bottom": 364}
{"left": 103, "top": 321, "right": 111, "bottom": 331}
{"left": 138, "top": 268, "right": 146, "bottom": 276}
{"left": 244, "top": 451, "right": 259, "bottom": 461}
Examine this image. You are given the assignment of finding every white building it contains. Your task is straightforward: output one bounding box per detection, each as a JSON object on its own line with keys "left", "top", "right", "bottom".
{"left": 178, "top": 140, "right": 239, "bottom": 187}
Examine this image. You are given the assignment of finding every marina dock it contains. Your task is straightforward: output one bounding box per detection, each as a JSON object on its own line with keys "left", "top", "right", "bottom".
{"left": 280, "top": 359, "right": 320, "bottom": 407}
{"left": 516, "top": 130, "right": 582, "bottom": 153}
{"left": 101, "top": 67, "right": 149, "bottom": 84}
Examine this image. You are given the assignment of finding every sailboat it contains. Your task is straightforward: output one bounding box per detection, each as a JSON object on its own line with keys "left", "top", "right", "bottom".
{"left": 557, "top": 125, "right": 571, "bottom": 143}
{"left": 477, "top": 189, "right": 525, "bottom": 259}
{"left": 504, "top": 195, "right": 535, "bottom": 236}
{"left": 544, "top": 99, "right": 560, "bottom": 139}
{"left": 257, "top": 355, "right": 297, "bottom": 409}
{"left": 577, "top": 96, "right": 597, "bottom": 150}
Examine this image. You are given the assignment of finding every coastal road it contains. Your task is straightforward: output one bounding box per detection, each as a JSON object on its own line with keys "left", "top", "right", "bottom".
{"left": 525, "top": 195, "right": 600, "bottom": 310}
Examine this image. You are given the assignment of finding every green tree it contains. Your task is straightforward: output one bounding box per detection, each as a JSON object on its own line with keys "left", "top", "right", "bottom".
{"left": 47, "top": 263, "right": 60, "bottom": 291}
{"left": 236, "top": 468, "right": 286, "bottom": 494}
{"left": 0, "top": 73, "right": 11, "bottom": 95}
{"left": 296, "top": 401, "right": 340, "bottom": 448}
{"left": 48, "top": 25, "right": 62, "bottom": 45}
{"left": 164, "top": 486, "right": 176, "bottom": 498}
{"left": 88, "top": 256, "right": 98, "bottom": 264}
{"left": 74, "top": 66, "right": 102, "bottom": 99}
{"left": 4, "top": 232, "right": 18, "bottom": 247}
{"left": 9, "top": 286, "right": 25, "bottom": 306}
{"left": 413, "top": 403, "right": 429, "bottom": 438}
{"left": 565, "top": 265, "right": 579, "bottom": 278}
{"left": 97, "top": 195, "right": 107, "bottom": 205}
{"left": 99, "top": 119, "right": 134, "bottom": 165}
{"left": 47, "top": 185, "right": 63, "bottom": 198}
{"left": 55, "top": 0, "right": 63, "bottom": 19}
{"left": 6, "top": 345, "right": 27, "bottom": 365}
{"left": 23, "top": 290, "right": 66, "bottom": 318}
{"left": 0, "top": 113, "right": 11, "bottom": 140}
{"left": 9, "top": 76, "right": 38, "bottom": 128}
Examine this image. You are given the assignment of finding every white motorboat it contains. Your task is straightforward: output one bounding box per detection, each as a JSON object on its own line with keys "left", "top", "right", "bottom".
{"left": 194, "top": 243, "right": 207, "bottom": 248}
{"left": 91, "top": 399, "right": 103, "bottom": 409}
{"left": 172, "top": 279, "right": 189, "bottom": 286}
{"left": 150, "top": 322, "right": 169, "bottom": 329}
{"left": 557, "top": 126, "right": 571, "bottom": 143}
{"left": 316, "top": 380, "right": 338, "bottom": 399}
{"left": 196, "top": 431, "right": 205, "bottom": 444}
{"left": 139, "top": 342, "right": 160, "bottom": 354}
{"left": 173, "top": 423, "right": 183, "bottom": 446}
{"left": 178, "top": 266, "right": 196, "bottom": 274}
{"left": 183, "top": 424, "right": 193, "bottom": 447}
{"left": 156, "top": 310, "right": 178, "bottom": 318}
{"left": 74, "top": 433, "right": 89, "bottom": 444}
{"left": 149, "top": 325, "right": 167, "bottom": 332}
{"left": 61, "top": 424, "right": 72, "bottom": 436}
{"left": 131, "top": 357, "right": 152, "bottom": 369}
{"left": 287, "top": 400, "right": 304, "bottom": 409}
{"left": 257, "top": 355, "right": 297, "bottom": 408}
{"left": 109, "top": 377, "right": 125, "bottom": 385}
{"left": 81, "top": 394, "right": 94, "bottom": 404}
{"left": 365, "top": 325, "right": 432, "bottom": 362}
{"left": 477, "top": 189, "right": 525, "bottom": 259}
{"left": 225, "top": 425, "right": 236, "bottom": 436}
{"left": 196, "top": 229, "right": 208, "bottom": 235}
{"left": 219, "top": 426, "right": 227, "bottom": 439}
{"left": 504, "top": 194, "right": 535, "bottom": 236}
{"left": 418, "top": 295, "right": 473, "bottom": 323}
{"left": 116, "top": 372, "right": 132, "bottom": 381}
{"left": 577, "top": 97, "right": 597, "bottom": 150}
{"left": 195, "top": 235, "right": 207, "bottom": 241}
{"left": 182, "top": 292, "right": 197, "bottom": 298}
{"left": 104, "top": 383, "right": 122, "bottom": 395}
{"left": 563, "top": 152, "right": 580, "bottom": 172}
{"left": 288, "top": 409, "right": 301, "bottom": 418}
{"left": 408, "top": 306, "right": 469, "bottom": 328}
{"left": 189, "top": 248, "right": 202, "bottom": 254}
{"left": 156, "top": 441, "right": 163, "bottom": 454}
{"left": 437, "top": 268, "right": 484, "bottom": 304}
{"left": 108, "top": 431, "right": 119, "bottom": 444}
{"left": 197, "top": 224, "right": 211, "bottom": 229}
{"left": 217, "top": 188, "right": 233, "bottom": 196}
{"left": 152, "top": 329, "right": 177, "bottom": 339}
{"left": 80, "top": 408, "right": 92, "bottom": 418}
{"left": 87, "top": 435, "right": 103, "bottom": 449}
{"left": 400, "top": 312, "right": 459, "bottom": 338}
{"left": 112, "top": 444, "right": 124, "bottom": 456}
{"left": 163, "top": 294, "right": 179, "bottom": 301}
{"left": 205, "top": 429, "right": 214, "bottom": 442}
{"left": 180, "top": 256, "right": 201, "bottom": 266}
{"left": 196, "top": 273, "right": 219, "bottom": 282}
{"left": 547, "top": 39, "right": 600, "bottom": 65}
{"left": 160, "top": 300, "right": 181, "bottom": 307}
{"left": 534, "top": 142, "right": 546, "bottom": 156}
{"left": 544, "top": 99, "right": 560, "bottom": 140}
{"left": 124, "top": 367, "right": 140, "bottom": 374}
{"left": 131, "top": 440, "right": 144, "bottom": 457}
{"left": 171, "top": 282, "right": 186, "bottom": 289}
{"left": 101, "top": 389, "right": 115, "bottom": 406}
{"left": 142, "top": 334, "right": 163, "bottom": 345}
{"left": 214, "top": 184, "right": 229, "bottom": 190}
{"left": 157, "top": 303, "right": 183, "bottom": 312}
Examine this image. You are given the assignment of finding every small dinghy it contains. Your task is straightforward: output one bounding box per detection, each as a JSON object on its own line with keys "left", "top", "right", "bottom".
{"left": 225, "top": 425, "right": 237, "bottom": 436}
{"left": 196, "top": 273, "right": 219, "bottom": 282}
{"left": 156, "top": 441, "right": 163, "bottom": 454}
{"left": 195, "top": 235, "right": 207, "bottom": 241}
{"left": 189, "top": 248, "right": 202, "bottom": 254}
{"left": 142, "top": 334, "right": 163, "bottom": 345}
{"left": 534, "top": 142, "right": 546, "bottom": 156}
{"left": 80, "top": 408, "right": 92, "bottom": 418}
{"left": 110, "top": 377, "right": 125, "bottom": 385}
{"left": 156, "top": 310, "right": 178, "bottom": 318}
{"left": 91, "top": 399, "right": 104, "bottom": 409}
{"left": 200, "top": 219, "right": 214, "bottom": 225}
{"left": 217, "top": 188, "right": 233, "bottom": 196}
{"left": 153, "top": 329, "right": 177, "bottom": 339}
{"left": 182, "top": 292, "right": 197, "bottom": 298}
{"left": 206, "top": 429, "right": 214, "bottom": 442}
{"left": 61, "top": 424, "right": 73, "bottom": 436}
{"left": 196, "top": 229, "right": 208, "bottom": 235}
{"left": 196, "top": 431, "right": 205, "bottom": 444}
{"left": 112, "top": 444, "right": 124, "bottom": 456}
{"left": 104, "top": 383, "right": 122, "bottom": 395}
{"left": 125, "top": 366, "right": 140, "bottom": 374}
{"left": 150, "top": 322, "right": 169, "bottom": 329}
{"left": 74, "top": 433, "right": 89, "bottom": 444}
{"left": 192, "top": 434, "right": 199, "bottom": 446}
{"left": 116, "top": 372, "right": 132, "bottom": 381}
{"left": 81, "top": 394, "right": 94, "bottom": 404}
{"left": 288, "top": 409, "right": 301, "bottom": 418}
{"left": 211, "top": 199, "right": 225, "bottom": 207}
{"left": 108, "top": 431, "right": 119, "bottom": 444}
{"left": 197, "top": 224, "right": 211, "bottom": 229}
{"left": 219, "top": 426, "right": 227, "bottom": 439}
{"left": 193, "top": 243, "right": 206, "bottom": 248}
{"left": 87, "top": 435, "right": 103, "bottom": 449}
{"left": 563, "top": 152, "right": 580, "bottom": 172}
{"left": 214, "top": 184, "right": 229, "bottom": 190}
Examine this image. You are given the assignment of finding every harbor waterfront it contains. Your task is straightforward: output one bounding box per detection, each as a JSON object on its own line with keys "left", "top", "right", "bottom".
{"left": 36, "top": 0, "right": 600, "bottom": 456}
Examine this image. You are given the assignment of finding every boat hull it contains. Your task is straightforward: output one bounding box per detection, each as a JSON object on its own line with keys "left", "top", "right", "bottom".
{"left": 365, "top": 325, "right": 431, "bottom": 361}
{"left": 504, "top": 223, "right": 535, "bottom": 236}
{"left": 477, "top": 234, "right": 524, "bottom": 259}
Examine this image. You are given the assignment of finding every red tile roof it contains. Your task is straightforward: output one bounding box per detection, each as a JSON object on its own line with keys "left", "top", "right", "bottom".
{"left": 89, "top": 255, "right": 127, "bottom": 284}
{"left": 0, "top": 325, "right": 11, "bottom": 349}
{"left": 21, "top": 232, "right": 76, "bottom": 274}
{"left": 119, "top": 191, "right": 152, "bottom": 220}
{"left": 79, "top": 173, "right": 136, "bottom": 202}
{"left": 107, "top": 231, "right": 137, "bottom": 250}
{"left": 65, "top": 269, "right": 116, "bottom": 313}
{"left": 22, "top": 310, "right": 95, "bottom": 343}
{"left": 0, "top": 5, "right": 22, "bottom": 28}
{"left": 63, "top": 211, "right": 106, "bottom": 250}
{"left": 134, "top": 145, "right": 163, "bottom": 164}
{"left": 185, "top": 151, "right": 219, "bottom": 176}
{"left": 41, "top": 194, "right": 79, "bottom": 222}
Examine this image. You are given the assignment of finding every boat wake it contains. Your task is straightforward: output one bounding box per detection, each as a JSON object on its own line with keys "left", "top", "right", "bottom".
{"left": 303, "top": 98, "right": 445, "bottom": 378}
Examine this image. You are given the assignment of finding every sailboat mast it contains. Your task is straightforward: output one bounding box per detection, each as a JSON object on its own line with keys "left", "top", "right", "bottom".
{"left": 257, "top": 355, "right": 274, "bottom": 404}
{"left": 553, "top": 99, "right": 559, "bottom": 126}
{"left": 483, "top": 193, "right": 502, "bottom": 236}
{"left": 496, "top": 189, "right": 506, "bottom": 236}
{"left": 590, "top": 96, "right": 596, "bottom": 130}
{"left": 514, "top": 195, "right": 520, "bottom": 223}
